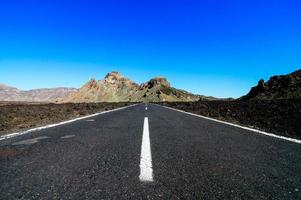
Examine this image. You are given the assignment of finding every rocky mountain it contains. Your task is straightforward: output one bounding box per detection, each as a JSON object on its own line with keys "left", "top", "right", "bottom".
{"left": 0, "top": 84, "right": 19, "bottom": 94}
{"left": 241, "top": 69, "right": 301, "bottom": 100}
{"left": 62, "top": 71, "right": 207, "bottom": 102}
{"left": 0, "top": 84, "right": 77, "bottom": 102}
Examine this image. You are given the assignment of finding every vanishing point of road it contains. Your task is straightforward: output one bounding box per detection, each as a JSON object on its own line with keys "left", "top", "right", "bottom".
{"left": 0, "top": 104, "right": 300, "bottom": 199}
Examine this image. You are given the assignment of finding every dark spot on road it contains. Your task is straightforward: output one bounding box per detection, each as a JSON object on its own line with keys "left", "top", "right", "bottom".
{"left": 0, "top": 147, "right": 17, "bottom": 159}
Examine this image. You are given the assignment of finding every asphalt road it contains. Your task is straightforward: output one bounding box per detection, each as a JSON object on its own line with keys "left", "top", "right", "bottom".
{"left": 0, "top": 103, "right": 300, "bottom": 199}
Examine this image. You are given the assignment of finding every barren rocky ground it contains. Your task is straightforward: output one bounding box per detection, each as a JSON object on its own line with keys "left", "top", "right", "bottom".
{"left": 157, "top": 99, "right": 301, "bottom": 139}
{"left": 1, "top": 100, "right": 300, "bottom": 139}
{"left": 0, "top": 102, "right": 134, "bottom": 135}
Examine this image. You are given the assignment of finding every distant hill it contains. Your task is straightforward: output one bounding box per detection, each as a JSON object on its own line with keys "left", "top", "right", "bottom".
{"left": 241, "top": 69, "right": 301, "bottom": 100}
{"left": 0, "top": 84, "right": 77, "bottom": 102}
{"left": 62, "top": 72, "right": 213, "bottom": 102}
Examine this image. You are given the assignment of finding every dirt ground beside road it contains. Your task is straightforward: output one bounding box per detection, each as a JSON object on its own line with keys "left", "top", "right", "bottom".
{"left": 0, "top": 102, "right": 134, "bottom": 136}
{"left": 157, "top": 99, "right": 301, "bottom": 139}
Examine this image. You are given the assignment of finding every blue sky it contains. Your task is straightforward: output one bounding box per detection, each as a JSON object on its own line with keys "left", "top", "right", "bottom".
{"left": 0, "top": 0, "right": 300, "bottom": 98}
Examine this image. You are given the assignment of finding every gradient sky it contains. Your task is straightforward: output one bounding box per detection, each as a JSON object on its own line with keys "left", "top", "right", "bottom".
{"left": 0, "top": 0, "right": 300, "bottom": 98}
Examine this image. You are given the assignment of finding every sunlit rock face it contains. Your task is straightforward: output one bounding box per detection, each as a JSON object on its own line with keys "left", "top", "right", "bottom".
{"left": 62, "top": 71, "right": 205, "bottom": 102}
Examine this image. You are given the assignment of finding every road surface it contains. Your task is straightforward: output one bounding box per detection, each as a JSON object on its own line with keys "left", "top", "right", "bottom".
{"left": 0, "top": 103, "right": 300, "bottom": 199}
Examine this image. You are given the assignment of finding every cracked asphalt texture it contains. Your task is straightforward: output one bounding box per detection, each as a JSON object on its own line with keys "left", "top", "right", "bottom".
{"left": 0, "top": 104, "right": 301, "bottom": 199}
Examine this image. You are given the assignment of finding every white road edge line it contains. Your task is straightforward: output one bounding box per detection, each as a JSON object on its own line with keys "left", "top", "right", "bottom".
{"left": 154, "top": 104, "right": 301, "bottom": 145}
{"left": 0, "top": 104, "right": 139, "bottom": 141}
{"left": 139, "top": 117, "right": 153, "bottom": 182}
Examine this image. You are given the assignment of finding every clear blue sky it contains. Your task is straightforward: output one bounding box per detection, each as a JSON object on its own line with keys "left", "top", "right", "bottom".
{"left": 0, "top": 0, "right": 300, "bottom": 98}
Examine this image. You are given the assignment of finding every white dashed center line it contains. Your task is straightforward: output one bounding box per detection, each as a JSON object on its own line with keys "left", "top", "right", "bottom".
{"left": 139, "top": 117, "right": 153, "bottom": 182}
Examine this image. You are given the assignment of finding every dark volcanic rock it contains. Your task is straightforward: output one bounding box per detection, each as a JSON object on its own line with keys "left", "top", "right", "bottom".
{"left": 241, "top": 69, "right": 301, "bottom": 100}
{"left": 244, "top": 79, "right": 269, "bottom": 99}
{"left": 0, "top": 102, "right": 133, "bottom": 135}
{"left": 158, "top": 99, "right": 301, "bottom": 139}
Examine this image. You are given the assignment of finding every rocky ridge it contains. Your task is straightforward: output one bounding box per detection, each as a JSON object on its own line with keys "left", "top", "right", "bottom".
{"left": 0, "top": 84, "right": 77, "bottom": 102}
{"left": 241, "top": 69, "right": 301, "bottom": 100}
{"left": 62, "top": 72, "right": 206, "bottom": 102}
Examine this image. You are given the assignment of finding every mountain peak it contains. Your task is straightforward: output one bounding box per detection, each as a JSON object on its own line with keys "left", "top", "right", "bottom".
{"left": 0, "top": 83, "right": 18, "bottom": 91}
{"left": 62, "top": 71, "right": 202, "bottom": 102}
{"left": 105, "top": 71, "right": 122, "bottom": 80}
{"left": 144, "top": 77, "right": 170, "bottom": 89}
